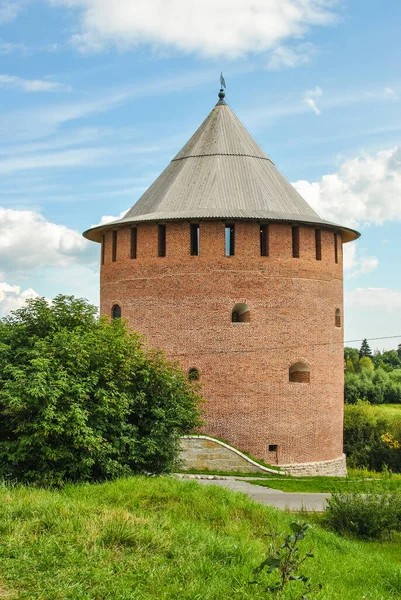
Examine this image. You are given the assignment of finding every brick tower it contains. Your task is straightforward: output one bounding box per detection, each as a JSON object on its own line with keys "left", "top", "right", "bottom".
{"left": 84, "top": 88, "right": 360, "bottom": 476}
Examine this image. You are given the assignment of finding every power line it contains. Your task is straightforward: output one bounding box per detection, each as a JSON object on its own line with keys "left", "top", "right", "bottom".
{"left": 345, "top": 335, "right": 401, "bottom": 344}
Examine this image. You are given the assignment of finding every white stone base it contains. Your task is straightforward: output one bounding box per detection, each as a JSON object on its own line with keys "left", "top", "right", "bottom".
{"left": 180, "top": 436, "right": 347, "bottom": 477}
{"left": 280, "top": 455, "right": 347, "bottom": 477}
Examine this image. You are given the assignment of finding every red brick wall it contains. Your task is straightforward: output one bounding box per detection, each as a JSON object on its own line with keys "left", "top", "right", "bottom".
{"left": 99, "top": 220, "right": 344, "bottom": 465}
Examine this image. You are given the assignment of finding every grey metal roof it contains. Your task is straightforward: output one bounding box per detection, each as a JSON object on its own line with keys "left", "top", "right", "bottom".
{"left": 84, "top": 96, "right": 360, "bottom": 243}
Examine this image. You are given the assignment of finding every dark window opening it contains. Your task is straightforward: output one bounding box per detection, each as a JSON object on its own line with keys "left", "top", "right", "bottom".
{"left": 190, "top": 223, "right": 200, "bottom": 256}
{"left": 268, "top": 444, "right": 278, "bottom": 452}
{"left": 112, "top": 230, "right": 117, "bottom": 262}
{"left": 335, "top": 309, "right": 341, "bottom": 327}
{"left": 334, "top": 232, "right": 338, "bottom": 264}
{"left": 130, "top": 227, "right": 137, "bottom": 259}
{"left": 232, "top": 303, "right": 250, "bottom": 323}
{"left": 260, "top": 224, "right": 269, "bottom": 256}
{"left": 292, "top": 226, "right": 300, "bottom": 258}
{"left": 289, "top": 362, "right": 310, "bottom": 383}
{"left": 111, "top": 304, "right": 121, "bottom": 320}
{"left": 315, "top": 229, "right": 322, "bottom": 261}
{"left": 158, "top": 224, "right": 166, "bottom": 257}
{"left": 101, "top": 234, "right": 105, "bottom": 265}
{"left": 188, "top": 368, "right": 200, "bottom": 381}
{"left": 225, "top": 224, "right": 235, "bottom": 256}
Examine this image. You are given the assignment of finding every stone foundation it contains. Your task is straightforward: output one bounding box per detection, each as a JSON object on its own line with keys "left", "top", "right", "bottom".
{"left": 180, "top": 436, "right": 347, "bottom": 477}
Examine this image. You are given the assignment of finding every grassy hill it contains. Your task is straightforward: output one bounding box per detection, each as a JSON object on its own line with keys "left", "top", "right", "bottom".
{"left": 0, "top": 477, "right": 400, "bottom": 599}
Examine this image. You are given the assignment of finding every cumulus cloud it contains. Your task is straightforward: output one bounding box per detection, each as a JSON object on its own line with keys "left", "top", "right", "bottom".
{"left": 267, "top": 42, "right": 317, "bottom": 70}
{"left": 345, "top": 288, "right": 401, "bottom": 313}
{"left": 0, "top": 282, "right": 39, "bottom": 317}
{"left": 293, "top": 146, "right": 401, "bottom": 227}
{"left": 95, "top": 209, "right": 129, "bottom": 227}
{"left": 343, "top": 244, "right": 379, "bottom": 278}
{"left": 0, "top": 208, "right": 97, "bottom": 273}
{"left": 48, "top": 0, "right": 339, "bottom": 57}
{"left": 0, "top": 0, "right": 25, "bottom": 24}
{"left": 304, "top": 86, "right": 322, "bottom": 115}
{"left": 0, "top": 74, "right": 70, "bottom": 93}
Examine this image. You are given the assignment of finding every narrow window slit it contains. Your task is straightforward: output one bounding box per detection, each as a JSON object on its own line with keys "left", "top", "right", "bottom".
{"left": 292, "top": 226, "right": 299, "bottom": 258}
{"left": 260, "top": 224, "right": 269, "bottom": 256}
{"left": 101, "top": 234, "right": 105, "bottom": 265}
{"left": 225, "top": 224, "right": 235, "bottom": 256}
{"left": 315, "top": 229, "right": 322, "bottom": 261}
{"left": 158, "top": 224, "right": 166, "bottom": 257}
{"left": 130, "top": 227, "right": 137, "bottom": 259}
{"left": 190, "top": 223, "right": 200, "bottom": 256}
{"left": 334, "top": 232, "right": 338, "bottom": 264}
{"left": 112, "top": 230, "right": 117, "bottom": 262}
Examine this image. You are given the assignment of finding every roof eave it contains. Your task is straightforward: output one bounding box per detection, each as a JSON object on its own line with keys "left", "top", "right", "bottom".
{"left": 83, "top": 215, "right": 360, "bottom": 244}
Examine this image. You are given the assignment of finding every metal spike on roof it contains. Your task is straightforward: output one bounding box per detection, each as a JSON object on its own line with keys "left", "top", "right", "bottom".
{"left": 84, "top": 94, "right": 360, "bottom": 243}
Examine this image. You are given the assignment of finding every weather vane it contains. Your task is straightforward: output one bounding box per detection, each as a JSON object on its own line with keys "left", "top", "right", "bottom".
{"left": 220, "top": 71, "right": 226, "bottom": 89}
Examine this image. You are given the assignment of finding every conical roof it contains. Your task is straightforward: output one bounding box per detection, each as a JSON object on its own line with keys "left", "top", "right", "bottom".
{"left": 84, "top": 93, "right": 359, "bottom": 243}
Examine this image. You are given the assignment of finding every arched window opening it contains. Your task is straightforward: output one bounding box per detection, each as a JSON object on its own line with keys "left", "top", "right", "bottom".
{"left": 335, "top": 309, "right": 341, "bottom": 327}
{"left": 231, "top": 303, "right": 250, "bottom": 323}
{"left": 289, "top": 362, "right": 310, "bottom": 383}
{"left": 188, "top": 368, "right": 200, "bottom": 381}
{"left": 112, "top": 304, "right": 121, "bottom": 320}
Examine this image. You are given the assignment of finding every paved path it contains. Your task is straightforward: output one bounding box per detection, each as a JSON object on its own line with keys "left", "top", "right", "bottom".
{"left": 192, "top": 478, "right": 330, "bottom": 512}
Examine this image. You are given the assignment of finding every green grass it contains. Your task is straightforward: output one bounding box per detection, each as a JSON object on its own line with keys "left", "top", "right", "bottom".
{"left": 0, "top": 477, "right": 401, "bottom": 599}
{"left": 249, "top": 476, "right": 401, "bottom": 493}
{"left": 379, "top": 404, "right": 401, "bottom": 420}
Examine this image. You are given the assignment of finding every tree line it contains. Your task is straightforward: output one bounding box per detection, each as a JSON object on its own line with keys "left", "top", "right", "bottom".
{"left": 344, "top": 339, "right": 401, "bottom": 404}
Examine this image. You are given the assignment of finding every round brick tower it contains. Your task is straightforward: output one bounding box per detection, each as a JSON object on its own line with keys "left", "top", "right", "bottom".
{"left": 84, "top": 89, "right": 360, "bottom": 476}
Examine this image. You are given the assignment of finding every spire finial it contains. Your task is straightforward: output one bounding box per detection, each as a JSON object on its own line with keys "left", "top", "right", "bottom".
{"left": 217, "top": 71, "right": 227, "bottom": 104}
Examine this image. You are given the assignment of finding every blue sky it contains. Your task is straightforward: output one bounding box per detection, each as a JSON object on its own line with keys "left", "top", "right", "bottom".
{"left": 0, "top": 0, "right": 400, "bottom": 351}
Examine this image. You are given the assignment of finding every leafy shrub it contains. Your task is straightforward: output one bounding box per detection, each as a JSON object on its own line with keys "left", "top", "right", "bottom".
{"left": 344, "top": 403, "right": 401, "bottom": 471}
{"left": 251, "top": 521, "right": 321, "bottom": 598}
{"left": 0, "top": 295, "right": 202, "bottom": 485}
{"left": 324, "top": 490, "right": 401, "bottom": 539}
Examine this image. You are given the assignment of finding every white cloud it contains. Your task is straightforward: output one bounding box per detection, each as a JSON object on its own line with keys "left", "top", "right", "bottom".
{"left": 0, "top": 74, "right": 70, "bottom": 93}
{"left": 94, "top": 209, "right": 129, "bottom": 228}
{"left": 346, "top": 288, "right": 401, "bottom": 313}
{"left": 0, "top": 0, "right": 25, "bottom": 24}
{"left": 48, "top": 0, "right": 339, "bottom": 57}
{"left": 293, "top": 146, "right": 401, "bottom": 227}
{"left": 0, "top": 282, "right": 39, "bottom": 317}
{"left": 0, "top": 39, "right": 26, "bottom": 54}
{"left": 0, "top": 147, "right": 113, "bottom": 174}
{"left": 343, "top": 244, "right": 379, "bottom": 278}
{"left": 267, "top": 42, "right": 317, "bottom": 70}
{"left": 0, "top": 208, "right": 97, "bottom": 273}
{"left": 304, "top": 86, "right": 322, "bottom": 115}
{"left": 384, "top": 87, "right": 398, "bottom": 99}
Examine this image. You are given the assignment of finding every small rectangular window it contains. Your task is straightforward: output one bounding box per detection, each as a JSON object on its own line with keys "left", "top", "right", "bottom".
{"left": 112, "top": 230, "right": 117, "bottom": 262}
{"left": 315, "top": 229, "right": 322, "bottom": 261}
{"left": 130, "top": 227, "right": 137, "bottom": 259}
{"left": 190, "top": 223, "right": 200, "bottom": 256}
{"left": 225, "top": 224, "right": 235, "bottom": 256}
{"left": 268, "top": 444, "right": 278, "bottom": 452}
{"left": 158, "top": 224, "right": 166, "bottom": 257}
{"left": 260, "top": 224, "right": 269, "bottom": 256}
{"left": 292, "top": 226, "right": 299, "bottom": 258}
{"left": 334, "top": 232, "right": 338, "bottom": 264}
{"left": 101, "top": 234, "right": 105, "bottom": 265}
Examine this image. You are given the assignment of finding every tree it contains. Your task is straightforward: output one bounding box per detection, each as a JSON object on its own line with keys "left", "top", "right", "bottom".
{"left": 0, "top": 295, "right": 202, "bottom": 485}
{"left": 359, "top": 338, "right": 372, "bottom": 358}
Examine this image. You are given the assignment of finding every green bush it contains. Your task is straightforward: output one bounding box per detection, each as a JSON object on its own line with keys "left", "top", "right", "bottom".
{"left": 0, "top": 295, "right": 202, "bottom": 485}
{"left": 324, "top": 490, "right": 401, "bottom": 539}
{"left": 344, "top": 403, "right": 401, "bottom": 472}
